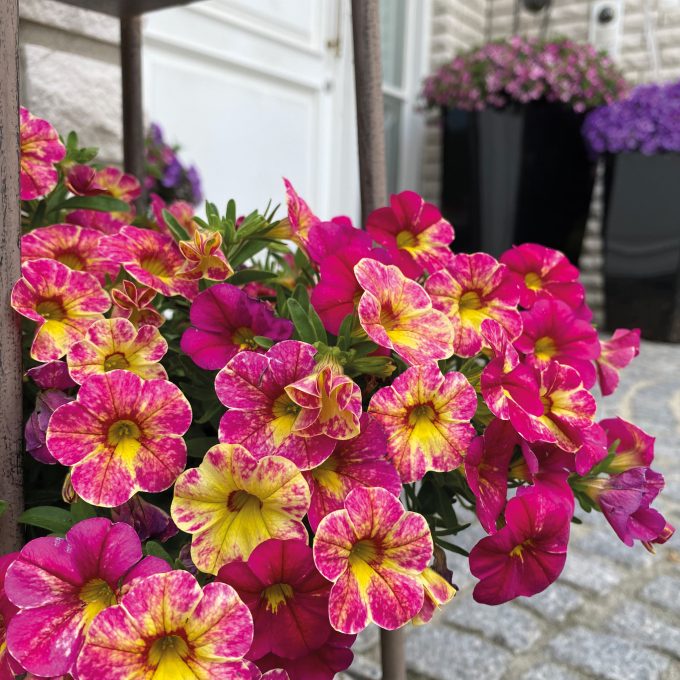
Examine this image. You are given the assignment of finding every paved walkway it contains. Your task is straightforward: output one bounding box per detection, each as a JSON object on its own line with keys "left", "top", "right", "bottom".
{"left": 346, "top": 340, "right": 680, "bottom": 680}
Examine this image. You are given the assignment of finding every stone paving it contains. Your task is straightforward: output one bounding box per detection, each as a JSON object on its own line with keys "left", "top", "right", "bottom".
{"left": 344, "top": 340, "right": 680, "bottom": 680}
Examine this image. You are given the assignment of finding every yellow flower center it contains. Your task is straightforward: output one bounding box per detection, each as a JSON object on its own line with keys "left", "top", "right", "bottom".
{"left": 396, "top": 230, "right": 417, "bottom": 249}
{"left": 262, "top": 583, "right": 294, "bottom": 613}
{"left": 524, "top": 271, "right": 543, "bottom": 291}
{"left": 409, "top": 404, "right": 436, "bottom": 426}
{"left": 79, "top": 577, "right": 116, "bottom": 623}
{"left": 107, "top": 419, "right": 142, "bottom": 459}
{"left": 459, "top": 290, "right": 483, "bottom": 311}
{"left": 104, "top": 352, "right": 130, "bottom": 371}
{"left": 349, "top": 539, "right": 378, "bottom": 564}
{"left": 379, "top": 305, "right": 398, "bottom": 331}
{"left": 36, "top": 299, "right": 66, "bottom": 321}
{"left": 141, "top": 257, "right": 171, "bottom": 278}
{"left": 540, "top": 394, "right": 553, "bottom": 415}
{"left": 534, "top": 336, "right": 557, "bottom": 361}
{"left": 56, "top": 251, "right": 86, "bottom": 270}
{"left": 232, "top": 326, "right": 258, "bottom": 350}
{"left": 148, "top": 635, "right": 191, "bottom": 674}
{"left": 227, "top": 490, "right": 263, "bottom": 513}
{"left": 311, "top": 455, "right": 343, "bottom": 495}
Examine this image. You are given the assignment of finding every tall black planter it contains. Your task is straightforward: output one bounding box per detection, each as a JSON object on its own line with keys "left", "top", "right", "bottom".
{"left": 440, "top": 102, "right": 596, "bottom": 263}
{"left": 603, "top": 153, "right": 680, "bottom": 342}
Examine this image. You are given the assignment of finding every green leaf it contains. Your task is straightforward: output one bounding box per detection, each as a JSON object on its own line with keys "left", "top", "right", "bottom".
{"left": 434, "top": 537, "right": 469, "bottom": 557}
{"left": 144, "top": 540, "right": 173, "bottom": 566}
{"left": 337, "top": 314, "right": 355, "bottom": 351}
{"left": 71, "top": 498, "right": 97, "bottom": 522}
{"left": 19, "top": 506, "right": 74, "bottom": 534}
{"left": 253, "top": 336, "right": 275, "bottom": 349}
{"left": 57, "top": 195, "right": 130, "bottom": 213}
{"left": 227, "top": 269, "right": 277, "bottom": 286}
{"left": 162, "top": 209, "right": 190, "bottom": 242}
{"left": 229, "top": 239, "right": 270, "bottom": 268}
{"left": 292, "top": 284, "right": 310, "bottom": 311}
{"left": 187, "top": 436, "right": 218, "bottom": 458}
{"left": 287, "top": 298, "right": 317, "bottom": 344}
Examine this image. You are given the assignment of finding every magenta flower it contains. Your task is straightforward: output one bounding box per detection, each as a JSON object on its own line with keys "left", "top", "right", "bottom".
{"left": 5, "top": 518, "right": 169, "bottom": 677}
{"left": 313, "top": 486, "right": 432, "bottom": 633}
{"left": 369, "top": 363, "right": 477, "bottom": 482}
{"left": 304, "top": 413, "right": 401, "bottom": 530}
{"left": 110, "top": 496, "right": 177, "bottom": 543}
{"left": 515, "top": 299, "right": 600, "bottom": 388}
{"left": 425, "top": 252, "right": 522, "bottom": 357}
{"left": 366, "top": 191, "right": 455, "bottom": 278}
{"left": 0, "top": 552, "right": 21, "bottom": 680}
{"left": 465, "top": 419, "right": 520, "bottom": 534}
{"left": 500, "top": 243, "right": 585, "bottom": 311}
{"left": 253, "top": 629, "right": 355, "bottom": 680}
{"left": 304, "top": 218, "right": 370, "bottom": 266}
{"left": 26, "top": 360, "right": 76, "bottom": 390}
{"left": 469, "top": 490, "right": 571, "bottom": 605}
{"left": 24, "top": 388, "right": 74, "bottom": 465}
{"left": 19, "top": 107, "right": 66, "bottom": 200}
{"left": 66, "top": 209, "right": 127, "bottom": 236}
{"left": 217, "top": 341, "right": 336, "bottom": 469}
{"left": 181, "top": 283, "right": 293, "bottom": 370}
{"left": 600, "top": 417, "right": 654, "bottom": 473}
{"left": 218, "top": 539, "right": 335, "bottom": 661}
{"left": 596, "top": 328, "right": 641, "bottom": 396}
{"left": 110, "top": 280, "right": 164, "bottom": 328}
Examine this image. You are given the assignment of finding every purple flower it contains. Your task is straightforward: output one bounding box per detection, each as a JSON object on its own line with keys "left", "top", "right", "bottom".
{"left": 25, "top": 389, "right": 74, "bottom": 464}
{"left": 111, "top": 496, "right": 178, "bottom": 543}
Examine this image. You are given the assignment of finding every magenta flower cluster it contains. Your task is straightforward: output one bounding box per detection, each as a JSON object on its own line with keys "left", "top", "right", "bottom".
{"left": 423, "top": 36, "right": 629, "bottom": 113}
{"left": 583, "top": 79, "right": 680, "bottom": 155}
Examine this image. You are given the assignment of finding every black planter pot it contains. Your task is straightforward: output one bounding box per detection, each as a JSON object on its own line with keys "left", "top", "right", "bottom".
{"left": 440, "top": 101, "right": 596, "bottom": 263}
{"left": 602, "top": 153, "right": 680, "bottom": 341}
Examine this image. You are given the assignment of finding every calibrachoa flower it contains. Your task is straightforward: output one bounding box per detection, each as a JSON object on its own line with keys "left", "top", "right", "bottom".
{"left": 500, "top": 243, "right": 585, "bottom": 312}
{"left": 313, "top": 486, "right": 433, "bottom": 633}
{"left": 67, "top": 317, "right": 168, "bottom": 384}
{"left": 0, "top": 552, "right": 21, "bottom": 680}
{"left": 285, "top": 361, "right": 362, "bottom": 440}
{"left": 515, "top": 299, "right": 600, "bottom": 388}
{"left": 217, "top": 341, "right": 336, "bottom": 470}
{"left": 182, "top": 283, "right": 293, "bottom": 370}
{"left": 66, "top": 208, "right": 126, "bottom": 236}
{"left": 366, "top": 191, "right": 455, "bottom": 278}
{"left": 596, "top": 328, "right": 641, "bottom": 396}
{"left": 304, "top": 413, "right": 401, "bottom": 530}
{"left": 218, "top": 539, "right": 334, "bottom": 661}
{"left": 92, "top": 166, "right": 141, "bottom": 205}
{"left": 19, "top": 107, "right": 66, "bottom": 200}
{"left": 354, "top": 258, "right": 454, "bottom": 365}
{"left": 26, "top": 359, "right": 76, "bottom": 390}
{"left": 425, "top": 252, "right": 522, "bottom": 357}
{"left": 412, "top": 567, "right": 457, "bottom": 625}
{"left": 47, "top": 370, "right": 191, "bottom": 506}
{"left": 600, "top": 417, "right": 654, "bottom": 474}
{"left": 171, "top": 444, "right": 310, "bottom": 574}
{"left": 110, "top": 496, "right": 178, "bottom": 543}
{"left": 151, "top": 193, "right": 198, "bottom": 237}
{"left": 282, "top": 177, "right": 320, "bottom": 246}
{"left": 11, "top": 259, "right": 111, "bottom": 361}
{"left": 5, "top": 518, "right": 169, "bottom": 677}
{"left": 100, "top": 226, "right": 198, "bottom": 300}
{"left": 76, "top": 570, "right": 253, "bottom": 680}
{"left": 24, "top": 388, "right": 74, "bottom": 465}
{"left": 65, "top": 164, "right": 103, "bottom": 196}
{"left": 369, "top": 364, "right": 477, "bottom": 482}
{"left": 179, "top": 229, "right": 233, "bottom": 281}
{"left": 469, "top": 490, "right": 570, "bottom": 605}
{"left": 111, "top": 280, "right": 164, "bottom": 328}
{"left": 254, "top": 629, "right": 355, "bottom": 680}
{"left": 304, "top": 219, "right": 368, "bottom": 266}
{"left": 21, "top": 224, "right": 119, "bottom": 285}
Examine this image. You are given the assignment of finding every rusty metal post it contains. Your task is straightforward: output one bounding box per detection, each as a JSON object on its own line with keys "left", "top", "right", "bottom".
{"left": 120, "top": 12, "right": 145, "bottom": 190}
{"left": 351, "top": 3, "right": 406, "bottom": 679}
{"left": 0, "top": 0, "right": 25, "bottom": 552}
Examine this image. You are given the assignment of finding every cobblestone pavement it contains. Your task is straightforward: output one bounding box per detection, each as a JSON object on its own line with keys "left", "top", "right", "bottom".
{"left": 344, "top": 340, "right": 680, "bottom": 680}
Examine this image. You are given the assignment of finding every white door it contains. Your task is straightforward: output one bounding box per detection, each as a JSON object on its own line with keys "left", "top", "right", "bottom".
{"left": 143, "top": 0, "right": 428, "bottom": 225}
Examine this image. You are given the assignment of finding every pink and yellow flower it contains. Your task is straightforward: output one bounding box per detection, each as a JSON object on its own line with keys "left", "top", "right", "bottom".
{"left": 425, "top": 252, "right": 522, "bottom": 357}
{"left": 369, "top": 364, "right": 477, "bottom": 483}
{"left": 366, "top": 191, "right": 455, "bottom": 278}
{"left": 599, "top": 417, "right": 654, "bottom": 474}
{"left": 76, "top": 570, "right": 253, "bottom": 680}
{"left": 412, "top": 567, "right": 457, "bottom": 625}
{"left": 171, "top": 444, "right": 310, "bottom": 574}
{"left": 218, "top": 539, "right": 334, "bottom": 661}
{"left": 67, "top": 317, "right": 168, "bottom": 384}
{"left": 0, "top": 553, "right": 21, "bottom": 680}
{"left": 92, "top": 166, "right": 141, "bottom": 205}
{"left": 100, "top": 226, "right": 198, "bottom": 300}
{"left": 151, "top": 193, "right": 198, "bottom": 237}
{"left": 596, "top": 328, "right": 640, "bottom": 396}
{"left": 19, "top": 107, "right": 66, "bottom": 200}
{"left": 305, "top": 413, "right": 401, "bottom": 530}
{"left": 179, "top": 229, "right": 233, "bottom": 281}
{"left": 11, "top": 259, "right": 111, "bottom": 361}
{"left": 21, "top": 224, "right": 119, "bottom": 285}
{"left": 354, "top": 258, "right": 454, "bottom": 365}
{"left": 282, "top": 178, "right": 320, "bottom": 246}
{"left": 313, "top": 486, "right": 433, "bottom": 633}
{"left": 182, "top": 283, "right": 293, "bottom": 370}
{"left": 66, "top": 208, "right": 126, "bottom": 236}
{"left": 500, "top": 243, "right": 585, "bottom": 311}
{"left": 5, "top": 518, "right": 169, "bottom": 677}
{"left": 111, "top": 280, "right": 164, "bottom": 328}
{"left": 285, "top": 362, "right": 362, "bottom": 441}
{"left": 515, "top": 299, "right": 600, "bottom": 388}
{"left": 47, "top": 370, "right": 191, "bottom": 506}
{"left": 469, "top": 490, "right": 570, "bottom": 605}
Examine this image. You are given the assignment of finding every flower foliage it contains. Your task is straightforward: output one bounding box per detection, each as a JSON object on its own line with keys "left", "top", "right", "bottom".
{"left": 3, "top": 109, "right": 674, "bottom": 679}
{"left": 423, "top": 36, "right": 628, "bottom": 112}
